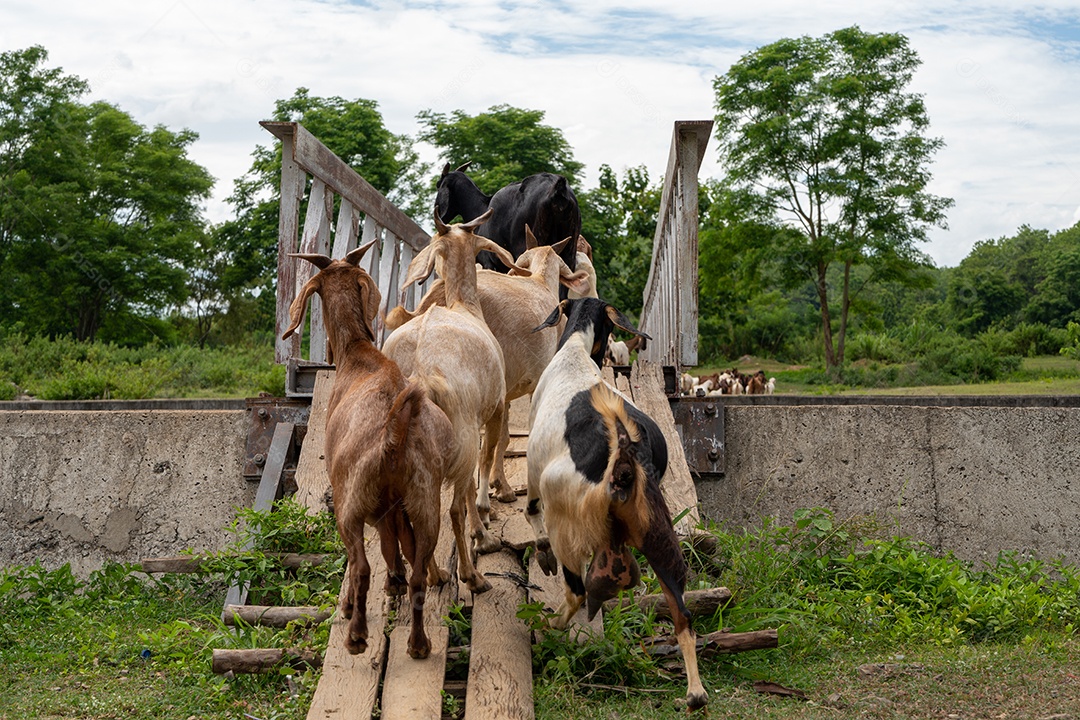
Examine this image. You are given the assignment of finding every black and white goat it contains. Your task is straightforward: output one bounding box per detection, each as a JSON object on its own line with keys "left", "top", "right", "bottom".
{"left": 525, "top": 297, "right": 707, "bottom": 711}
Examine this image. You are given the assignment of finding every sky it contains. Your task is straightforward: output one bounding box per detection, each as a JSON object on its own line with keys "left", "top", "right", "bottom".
{"left": 4, "top": 0, "right": 1080, "bottom": 268}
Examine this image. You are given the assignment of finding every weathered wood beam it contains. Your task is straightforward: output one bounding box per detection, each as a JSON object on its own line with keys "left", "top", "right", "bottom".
{"left": 602, "top": 587, "right": 732, "bottom": 620}
{"left": 222, "top": 604, "right": 332, "bottom": 628}
{"left": 645, "top": 628, "right": 778, "bottom": 657}
{"left": 211, "top": 647, "right": 322, "bottom": 674}
{"left": 140, "top": 552, "right": 333, "bottom": 574}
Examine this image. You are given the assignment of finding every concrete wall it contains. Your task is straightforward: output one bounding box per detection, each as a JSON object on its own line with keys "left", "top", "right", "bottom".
{"left": 696, "top": 401, "right": 1080, "bottom": 567}
{"left": 0, "top": 408, "right": 252, "bottom": 577}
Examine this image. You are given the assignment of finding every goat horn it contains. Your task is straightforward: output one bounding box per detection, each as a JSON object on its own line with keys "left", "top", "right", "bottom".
{"left": 344, "top": 239, "right": 378, "bottom": 267}
{"left": 551, "top": 235, "right": 572, "bottom": 254}
{"left": 524, "top": 224, "right": 537, "bottom": 250}
{"left": 460, "top": 207, "right": 494, "bottom": 232}
{"left": 455, "top": 160, "right": 472, "bottom": 172}
{"left": 433, "top": 205, "right": 450, "bottom": 235}
{"left": 289, "top": 253, "right": 333, "bottom": 270}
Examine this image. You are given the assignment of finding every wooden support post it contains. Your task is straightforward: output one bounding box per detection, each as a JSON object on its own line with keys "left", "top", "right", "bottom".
{"left": 465, "top": 551, "right": 534, "bottom": 720}
{"left": 211, "top": 647, "right": 322, "bottom": 674}
{"left": 222, "top": 604, "right": 332, "bottom": 628}
{"left": 223, "top": 421, "right": 294, "bottom": 616}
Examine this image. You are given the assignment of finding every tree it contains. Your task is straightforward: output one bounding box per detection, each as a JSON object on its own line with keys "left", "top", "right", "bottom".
{"left": 578, "top": 164, "right": 660, "bottom": 317}
{"left": 417, "top": 104, "right": 583, "bottom": 194}
{"left": 713, "top": 27, "right": 953, "bottom": 370}
{"left": 216, "top": 88, "right": 422, "bottom": 334}
{"left": 0, "top": 46, "right": 213, "bottom": 342}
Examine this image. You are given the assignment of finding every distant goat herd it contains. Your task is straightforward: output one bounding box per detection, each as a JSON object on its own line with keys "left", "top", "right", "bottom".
{"left": 283, "top": 165, "right": 714, "bottom": 710}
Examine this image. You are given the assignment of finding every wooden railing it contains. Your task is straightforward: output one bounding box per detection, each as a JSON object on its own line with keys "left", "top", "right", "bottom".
{"left": 638, "top": 121, "right": 712, "bottom": 368}
{"left": 262, "top": 122, "right": 431, "bottom": 396}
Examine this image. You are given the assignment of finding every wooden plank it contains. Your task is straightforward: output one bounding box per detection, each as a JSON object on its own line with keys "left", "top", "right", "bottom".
{"left": 629, "top": 362, "right": 700, "bottom": 535}
{"left": 465, "top": 550, "right": 534, "bottom": 720}
{"left": 262, "top": 122, "right": 430, "bottom": 252}
{"left": 306, "top": 531, "right": 389, "bottom": 720}
{"left": 486, "top": 485, "right": 533, "bottom": 552}
{"left": 297, "top": 179, "right": 332, "bottom": 364}
{"left": 275, "top": 131, "right": 306, "bottom": 364}
{"left": 381, "top": 626, "right": 449, "bottom": 720}
{"left": 294, "top": 370, "right": 335, "bottom": 513}
{"left": 332, "top": 198, "right": 359, "bottom": 259}
{"left": 223, "top": 604, "right": 332, "bottom": 628}
{"left": 677, "top": 126, "right": 703, "bottom": 367}
{"left": 141, "top": 552, "right": 332, "bottom": 574}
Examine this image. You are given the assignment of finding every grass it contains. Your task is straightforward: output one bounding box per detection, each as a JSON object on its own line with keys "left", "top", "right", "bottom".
{"left": 3, "top": 505, "right": 1079, "bottom": 718}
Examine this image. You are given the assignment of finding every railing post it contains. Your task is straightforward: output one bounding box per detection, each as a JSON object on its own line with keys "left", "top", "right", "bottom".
{"left": 275, "top": 127, "right": 305, "bottom": 365}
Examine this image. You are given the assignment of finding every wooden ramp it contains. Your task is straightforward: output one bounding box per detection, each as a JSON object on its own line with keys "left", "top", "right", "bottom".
{"left": 296, "top": 364, "right": 700, "bottom": 719}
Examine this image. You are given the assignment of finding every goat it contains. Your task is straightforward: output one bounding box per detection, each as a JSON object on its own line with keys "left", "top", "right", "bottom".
{"left": 567, "top": 235, "right": 598, "bottom": 300}
{"left": 387, "top": 225, "right": 591, "bottom": 503}
{"left": 525, "top": 297, "right": 708, "bottom": 711}
{"left": 435, "top": 163, "right": 581, "bottom": 286}
{"left": 605, "top": 340, "right": 630, "bottom": 366}
{"left": 281, "top": 242, "right": 453, "bottom": 659}
{"left": 382, "top": 207, "right": 522, "bottom": 563}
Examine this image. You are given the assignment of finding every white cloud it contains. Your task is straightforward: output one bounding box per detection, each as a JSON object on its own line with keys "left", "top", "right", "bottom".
{"left": 3, "top": 0, "right": 1080, "bottom": 268}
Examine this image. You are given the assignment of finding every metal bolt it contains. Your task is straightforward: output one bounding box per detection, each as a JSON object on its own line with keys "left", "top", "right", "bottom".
{"left": 704, "top": 403, "right": 716, "bottom": 416}
{"left": 258, "top": 408, "right": 269, "bottom": 420}
{"left": 253, "top": 453, "right": 266, "bottom": 466}
{"left": 708, "top": 449, "right": 720, "bottom": 462}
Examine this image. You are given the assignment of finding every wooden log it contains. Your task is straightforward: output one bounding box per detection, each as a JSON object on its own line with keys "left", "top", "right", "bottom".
{"left": 140, "top": 552, "right": 333, "bottom": 574}
{"left": 381, "top": 626, "right": 449, "bottom": 720}
{"left": 211, "top": 647, "right": 322, "bottom": 674}
{"left": 465, "top": 551, "right": 534, "bottom": 720}
{"left": 223, "top": 604, "right": 332, "bottom": 628}
{"left": 602, "top": 586, "right": 732, "bottom": 620}
{"left": 644, "top": 628, "right": 778, "bottom": 657}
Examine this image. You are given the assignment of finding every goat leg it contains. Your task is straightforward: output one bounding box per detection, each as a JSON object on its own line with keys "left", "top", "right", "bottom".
{"left": 344, "top": 534, "right": 371, "bottom": 655}
{"left": 489, "top": 413, "right": 517, "bottom": 503}
{"left": 450, "top": 478, "right": 492, "bottom": 594}
{"left": 659, "top": 577, "right": 707, "bottom": 711}
{"left": 377, "top": 514, "right": 408, "bottom": 597}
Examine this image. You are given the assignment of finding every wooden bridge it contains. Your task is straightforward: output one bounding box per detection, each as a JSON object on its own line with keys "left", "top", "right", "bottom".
{"left": 260, "top": 119, "right": 715, "bottom": 719}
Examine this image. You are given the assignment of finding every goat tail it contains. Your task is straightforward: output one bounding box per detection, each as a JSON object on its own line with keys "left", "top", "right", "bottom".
{"left": 383, "top": 382, "right": 424, "bottom": 477}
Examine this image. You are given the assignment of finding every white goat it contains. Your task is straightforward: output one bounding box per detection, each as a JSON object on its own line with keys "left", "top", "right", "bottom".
{"left": 388, "top": 225, "right": 591, "bottom": 502}
{"left": 525, "top": 297, "right": 708, "bottom": 711}
{"left": 382, "top": 208, "right": 518, "bottom": 567}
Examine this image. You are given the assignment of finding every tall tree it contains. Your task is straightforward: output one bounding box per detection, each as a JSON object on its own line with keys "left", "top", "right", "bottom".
{"left": 216, "top": 88, "right": 422, "bottom": 333}
{"left": 417, "top": 104, "right": 583, "bottom": 194}
{"left": 713, "top": 26, "right": 953, "bottom": 370}
{"left": 578, "top": 164, "right": 660, "bottom": 317}
{"left": 0, "top": 46, "right": 213, "bottom": 342}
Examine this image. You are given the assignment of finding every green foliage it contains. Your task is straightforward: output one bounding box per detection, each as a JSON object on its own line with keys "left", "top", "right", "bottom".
{"left": 578, "top": 164, "right": 660, "bottom": 317}
{"left": 0, "top": 46, "right": 214, "bottom": 343}
{"left": 0, "top": 331, "right": 284, "bottom": 399}
{"left": 713, "top": 27, "right": 952, "bottom": 369}
{"left": 417, "top": 104, "right": 583, "bottom": 194}
{"left": 1062, "top": 321, "right": 1080, "bottom": 360}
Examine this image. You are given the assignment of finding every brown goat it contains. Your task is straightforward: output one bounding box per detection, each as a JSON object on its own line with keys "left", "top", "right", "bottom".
{"left": 282, "top": 243, "right": 456, "bottom": 660}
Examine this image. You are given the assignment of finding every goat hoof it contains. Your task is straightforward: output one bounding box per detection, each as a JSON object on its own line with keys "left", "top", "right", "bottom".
{"left": 408, "top": 639, "right": 431, "bottom": 659}
{"left": 536, "top": 549, "right": 558, "bottom": 576}
{"left": 385, "top": 573, "right": 408, "bottom": 596}
{"left": 474, "top": 533, "right": 501, "bottom": 555}
{"left": 430, "top": 568, "right": 451, "bottom": 586}
{"left": 346, "top": 636, "right": 368, "bottom": 655}
{"left": 495, "top": 486, "right": 517, "bottom": 503}
{"left": 686, "top": 690, "right": 709, "bottom": 711}
{"left": 468, "top": 576, "right": 492, "bottom": 594}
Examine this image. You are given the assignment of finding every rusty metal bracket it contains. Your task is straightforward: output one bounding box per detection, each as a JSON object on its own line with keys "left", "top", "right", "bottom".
{"left": 668, "top": 396, "right": 725, "bottom": 475}
{"left": 243, "top": 396, "right": 310, "bottom": 488}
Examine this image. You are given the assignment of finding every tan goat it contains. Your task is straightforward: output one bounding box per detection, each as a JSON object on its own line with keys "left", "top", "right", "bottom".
{"left": 382, "top": 208, "right": 521, "bottom": 561}
{"left": 281, "top": 242, "right": 460, "bottom": 660}
{"left": 388, "top": 225, "right": 592, "bottom": 502}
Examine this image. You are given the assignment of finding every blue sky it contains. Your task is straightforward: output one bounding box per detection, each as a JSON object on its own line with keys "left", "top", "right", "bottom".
{"left": 4, "top": 0, "right": 1080, "bottom": 267}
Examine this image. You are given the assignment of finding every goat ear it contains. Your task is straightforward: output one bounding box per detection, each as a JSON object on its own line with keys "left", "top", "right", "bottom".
{"left": 576, "top": 234, "right": 593, "bottom": 261}
{"left": 460, "top": 207, "right": 494, "bottom": 232}
{"left": 441, "top": 162, "right": 451, "bottom": 178}
{"left": 344, "top": 239, "right": 378, "bottom": 267}
{"left": 402, "top": 241, "right": 438, "bottom": 289}
{"left": 476, "top": 237, "right": 526, "bottom": 274}
{"left": 533, "top": 299, "right": 571, "bottom": 333}
{"left": 559, "top": 268, "right": 592, "bottom": 296}
{"left": 524, "top": 224, "right": 537, "bottom": 250}
{"left": 359, "top": 274, "right": 382, "bottom": 325}
{"left": 605, "top": 305, "right": 651, "bottom": 341}
{"left": 289, "top": 253, "right": 333, "bottom": 270}
{"left": 282, "top": 277, "right": 319, "bottom": 340}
